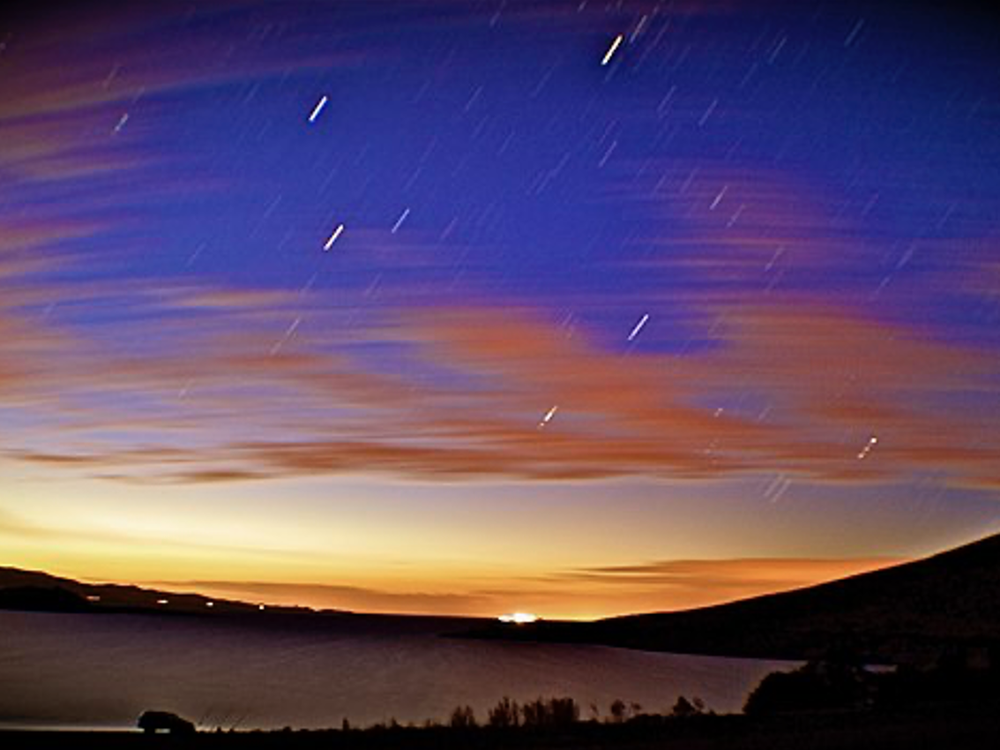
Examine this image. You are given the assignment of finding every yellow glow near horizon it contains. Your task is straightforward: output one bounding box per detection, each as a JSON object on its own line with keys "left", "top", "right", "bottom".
{"left": 0, "top": 474, "right": 975, "bottom": 620}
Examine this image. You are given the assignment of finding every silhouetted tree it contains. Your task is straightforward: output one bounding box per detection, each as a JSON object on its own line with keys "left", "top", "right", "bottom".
{"left": 520, "top": 697, "right": 579, "bottom": 728}
{"left": 548, "top": 697, "right": 579, "bottom": 726}
{"left": 671, "top": 696, "right": 704, "bottom": 718}
{"left": 449, "top": 705, "right": 476, "bottom": 729}
{"left": 609, "top": 698, "right": 627, "bottom": 723}
{"left": 521, "top": 698, "right": 546, "bottom": 728}
{"left": 488, "top": 697, "right": 520, "bottom": 728}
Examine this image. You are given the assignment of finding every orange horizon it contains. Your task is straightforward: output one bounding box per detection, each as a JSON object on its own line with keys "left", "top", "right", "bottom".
{"left": 65, "top": 555, "right": 909, "bottom": 621}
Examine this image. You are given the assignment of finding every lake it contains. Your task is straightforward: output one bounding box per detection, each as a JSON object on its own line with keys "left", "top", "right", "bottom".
{"left": 0, "top": 610, "right": 797, "bottom": 730}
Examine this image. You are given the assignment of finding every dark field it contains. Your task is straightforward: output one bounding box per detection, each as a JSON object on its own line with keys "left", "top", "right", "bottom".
{"left": 3, "top": 700, "right": 1000, "bottom": 750}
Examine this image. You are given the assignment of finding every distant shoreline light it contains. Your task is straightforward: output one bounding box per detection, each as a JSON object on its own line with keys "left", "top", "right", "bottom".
{"left": 498, "top": 612, "right": 538, "bottom": 624}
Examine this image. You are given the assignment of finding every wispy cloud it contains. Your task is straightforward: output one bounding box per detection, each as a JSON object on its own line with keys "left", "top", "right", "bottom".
{"left": 3, "top": 268, "right": 998, "bottom": 488}
{"left": 540, "top": 556, "right": 906, "bottom": 615}
{"left": 564, "top": 556, "right": 903, "bottom": 589}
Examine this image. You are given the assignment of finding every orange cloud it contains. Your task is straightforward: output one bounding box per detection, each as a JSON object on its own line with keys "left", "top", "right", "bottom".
{"left": 565, "top": 557, "right": 903, "bottom": 589}
{"left": 674, "top": 300, "right": 1000, "bottom": 480}
{"left": 541, "top": 556, "right": 907, "bottom": 616}
{"left": 3, "top": 269, "right": 998, "bottom": 489}
{"left": 621, "top": 164, "right": 877, "bottom": 296}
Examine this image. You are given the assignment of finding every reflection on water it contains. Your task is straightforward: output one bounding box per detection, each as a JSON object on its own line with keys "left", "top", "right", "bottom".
{"left": 0, "top": 611, "right": 796, "bottom": 730}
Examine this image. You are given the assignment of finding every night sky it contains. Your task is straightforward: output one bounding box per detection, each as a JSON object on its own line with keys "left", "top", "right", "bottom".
{"left": 2, "top": 0, "right": 998, "bottom": 619}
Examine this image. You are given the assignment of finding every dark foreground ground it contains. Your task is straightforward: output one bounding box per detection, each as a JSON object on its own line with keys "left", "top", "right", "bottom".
{"left": 4, "top": 700, "right": 999, "bottom": 750}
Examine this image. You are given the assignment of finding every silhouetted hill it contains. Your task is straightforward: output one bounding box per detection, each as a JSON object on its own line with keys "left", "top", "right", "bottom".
{"left": 0, "top": 585, "right": 91, "bottom": 613}
{"left": 0, "top": 566, "right": 342, "bottom": 618}
{"left": 474, "top": 532, "right": 1000, "bottom": 665}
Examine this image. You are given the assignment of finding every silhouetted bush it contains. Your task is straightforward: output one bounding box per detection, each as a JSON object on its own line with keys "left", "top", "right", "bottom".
{"left": 744, "top": 661, "right": 868, "bottom": 715}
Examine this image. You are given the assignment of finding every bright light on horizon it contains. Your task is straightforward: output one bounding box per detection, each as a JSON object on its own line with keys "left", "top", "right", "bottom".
{"left": 498, "top": 612, "right": 539, "bottom": 624}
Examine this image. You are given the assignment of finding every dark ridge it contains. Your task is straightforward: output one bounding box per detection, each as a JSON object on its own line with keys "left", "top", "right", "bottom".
{"left": 467, "top": 531, "right": 1000, "bottom": 665}
{"left": 0, "top": 585, "right": 92, "bottom": 613}
{"left": 0, "top": 566, "right": 342, "bottom": 618}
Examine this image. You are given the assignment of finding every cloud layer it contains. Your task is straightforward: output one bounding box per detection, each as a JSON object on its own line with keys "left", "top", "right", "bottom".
{"left": 3, "top": 251, "right": 998, "bottom": 489}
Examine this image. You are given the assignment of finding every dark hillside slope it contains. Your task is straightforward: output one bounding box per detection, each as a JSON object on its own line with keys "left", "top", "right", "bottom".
{"left": 485, "top": 532, "right": 1000, "bottom": 663}
{"left": 0, "top": 566, "right": 318, "bottom": 616}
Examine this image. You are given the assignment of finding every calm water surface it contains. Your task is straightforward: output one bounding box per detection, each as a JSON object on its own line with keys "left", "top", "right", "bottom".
{"left": 0, "top": 611, "right": 796, "bottom": 730}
